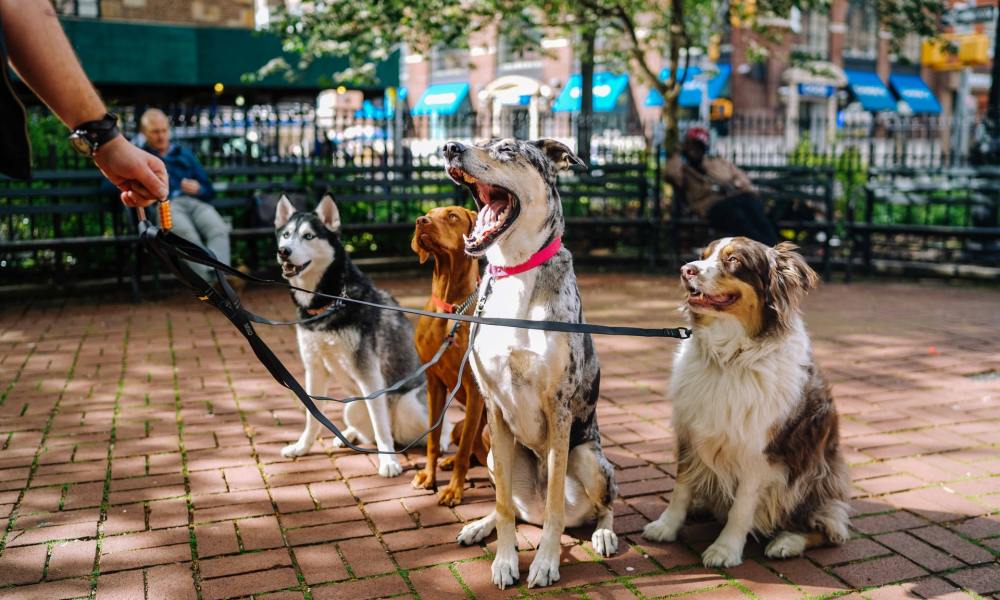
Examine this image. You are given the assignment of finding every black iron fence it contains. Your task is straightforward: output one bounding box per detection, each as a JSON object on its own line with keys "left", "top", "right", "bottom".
{"left": 7, "top": 106, "right": 1000, "bottom": 293}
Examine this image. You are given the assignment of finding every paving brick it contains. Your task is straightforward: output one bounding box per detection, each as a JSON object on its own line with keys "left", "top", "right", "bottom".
{"left": 0, "top": 543, "right": 47, "bottom": 585}
{"left": 945, "top": 564, "right": 1000, "bottom": 595}
{"left": 408, "top": 565, "right": 468, "bottom": 600}
{"left": 807, "top": 537, "right": 890, "bottom": 566}
{"left": 200, "top": 566, "right": 299, "bottom": 600}
{"left": 46, "top": 539, "right": 96, "bottom": 580}
{"left": 832, "top": 555, "right": 928, "bottom": 588}
{"left": 851, "top": 510, "right": 928, "bottom": 534}
{"left": 311, "top": 572, "right": 409, "bottom": 600}
{"left": 200, "top": 548, "right": 292, "bottom": 579}
{"left": 0, "top": 577, "right": 91, "bottom": 600}
{"left": 238, "top": 515, "right": 284, "bottom": 550}
{"left": 339, "top": 537, "right": 397, "bottom": 577}
{"left": 293, "top": 543, "right": 349, "bottom": 584}
{"left": 95, "top": 569, "right": 144, "bottom": 600}
{"left": 630, "top": 567, "right": 730, "bottom": 597}
{"left": 100, "top": 544, "right": 192, "bottom": 573}
{"left": 909, "top": 524, "right": 995, "bottom": 565}
{"left": 147, "top": 563, "right": 197, "bottom": 600}
{"left": 874, "top": 531, "right": 963, "bottom": 571}
{"left": 195, "top": 521, "right": 240, "bottom": 557}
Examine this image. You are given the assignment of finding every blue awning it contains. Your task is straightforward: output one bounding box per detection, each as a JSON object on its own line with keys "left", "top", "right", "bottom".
{"left": 411, "top": 83, "right": 470, "bottom": 116}
{"left": 355, "top": 100, "right": 386, "bottom": 119}
{"left": 552, "top": 72, "right": 631, "bottom": 113}
{"left": 645, "top": 64, "right": 731, "bottom": 108}
{"left": 845, "top": 70, "right": 896, "bottom": 112}
{"left": 889, "top": 74, "right": 941, "bottom": 114}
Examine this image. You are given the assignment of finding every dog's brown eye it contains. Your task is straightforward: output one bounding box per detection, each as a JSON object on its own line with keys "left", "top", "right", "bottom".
{"left": 727, "top": 256, "right": 739, "bottom": 264}
{"left": 448, "top": 213, "right": 459, "bottom": 222}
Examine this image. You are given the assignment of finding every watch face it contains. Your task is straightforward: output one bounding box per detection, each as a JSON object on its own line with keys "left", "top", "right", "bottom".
{"left": 69, "top": 133, "right": 94, "bottom": 157}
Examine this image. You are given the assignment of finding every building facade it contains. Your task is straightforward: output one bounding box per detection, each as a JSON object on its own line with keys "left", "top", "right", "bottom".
{"left": 402, "top": 0, "right": 996, "bottom": 142}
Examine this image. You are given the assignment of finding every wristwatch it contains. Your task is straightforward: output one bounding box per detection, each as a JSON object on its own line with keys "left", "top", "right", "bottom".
{"left": 68, "top": 113, "right": 121, "bottom": 157}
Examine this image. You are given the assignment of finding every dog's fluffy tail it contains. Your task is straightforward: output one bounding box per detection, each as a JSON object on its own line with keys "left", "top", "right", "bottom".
{"left": 393, "top": 388, "right": 452, "bottom": 451}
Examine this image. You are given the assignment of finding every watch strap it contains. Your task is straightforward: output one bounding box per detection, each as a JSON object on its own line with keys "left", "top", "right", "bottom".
{"left": 72, "top": 113, "right": 120, "bottom": 151}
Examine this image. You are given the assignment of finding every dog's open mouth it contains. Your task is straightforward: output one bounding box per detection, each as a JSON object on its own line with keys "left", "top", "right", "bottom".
{"left": 686, "top": 285, "right": 739, "bottom": 309}
{"left": 448, "top": 167, "right": 520, "bottom": 254}
{"left": 280, "top": 260, "right": 310, "bottom": 278}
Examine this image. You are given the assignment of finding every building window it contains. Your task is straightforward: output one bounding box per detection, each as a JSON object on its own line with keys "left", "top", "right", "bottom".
{"left": 795, "top": 10, "right": 829, "bottom": 60}
{"left": 431, "top": 47, "right": 469, "bottom": 77}
{"left": 54, "top": 0, "right": 100, "bottom": 17}
{"left": 895, "top": 33, "right": 923, "bottom": 65}
{"left": 844, "top": 0, "right": 877, "bottom": 60}
{"left": 498, "top": 28, "right": 543, "bottom": 72}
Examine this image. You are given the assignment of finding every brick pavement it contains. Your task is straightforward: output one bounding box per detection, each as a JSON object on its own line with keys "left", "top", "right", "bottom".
{"left": 1, "top": 274, "right": 998, "bottom": 599}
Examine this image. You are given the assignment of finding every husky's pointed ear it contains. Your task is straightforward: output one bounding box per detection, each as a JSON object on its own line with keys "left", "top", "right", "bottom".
{"left": 530, "top": 139, "right": 586, "bottom": 172}
{"left": 316, "top": 194, "right": 341, "bottom": 232}
{"left": 274, "top": 195, "right": 295, "bottom": 228}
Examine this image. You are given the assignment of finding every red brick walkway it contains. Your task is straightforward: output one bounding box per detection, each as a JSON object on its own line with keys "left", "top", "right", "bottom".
{"left": 1, "top": 275, "right": 998, "bottom": 600}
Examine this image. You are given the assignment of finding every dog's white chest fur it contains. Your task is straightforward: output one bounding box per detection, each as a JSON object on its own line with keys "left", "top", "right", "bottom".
{"left": 472, "top": 274, "right": 566, "bottom": 450}
{"left": 296, "top": 326, "right": 364, "bottom": 391}
{"left": 671, "top": 319, "right": 810, "bottom": 477}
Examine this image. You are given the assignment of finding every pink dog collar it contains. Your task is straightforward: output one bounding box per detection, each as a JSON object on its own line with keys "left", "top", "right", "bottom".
{"left": 487, "top": 237, "right": 562, "bottom": 280}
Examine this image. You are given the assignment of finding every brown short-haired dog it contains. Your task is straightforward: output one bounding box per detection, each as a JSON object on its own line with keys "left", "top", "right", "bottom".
{"left": 410, "top": 206, "right": 489, "bottom": 506}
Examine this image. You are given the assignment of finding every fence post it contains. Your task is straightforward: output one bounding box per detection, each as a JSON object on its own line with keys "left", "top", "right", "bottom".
{"left": 822, "top": 167, "right": 833, "bottom": 282}
{"left": 652, "top": 143, "right": 664, "bottom": 268}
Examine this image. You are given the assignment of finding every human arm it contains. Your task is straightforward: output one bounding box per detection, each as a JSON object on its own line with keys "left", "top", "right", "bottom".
{"left": 664, "top": 153, "right": 685, "bottom": 187}
{"left": 0, "top": 0, "right": 167, "bottom": 206}
{"left": 184, "top": 150, "right": 215, "bottom": 201}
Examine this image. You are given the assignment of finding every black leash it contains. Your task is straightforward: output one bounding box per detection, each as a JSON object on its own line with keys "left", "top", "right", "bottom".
{"left": 137, "top": 219, "right": 691, "bottom": 455}
{"left": 144, "top": 223, "right": 693, "bottom": 340}
{"left": 139, "top": 219, "right": 482, "bottom": 454}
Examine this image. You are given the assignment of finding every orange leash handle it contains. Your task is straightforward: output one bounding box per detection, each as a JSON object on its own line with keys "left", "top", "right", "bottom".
{"left": 158, "top": 200, "right": 173, "bottom": 230}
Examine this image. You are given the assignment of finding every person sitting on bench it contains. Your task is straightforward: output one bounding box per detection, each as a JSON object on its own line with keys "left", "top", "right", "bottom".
{"left": 138, "top": 109, "right": 237, "bottom": 283}
{"left": 666, "top": 127, "right": 777, "bottom": 246}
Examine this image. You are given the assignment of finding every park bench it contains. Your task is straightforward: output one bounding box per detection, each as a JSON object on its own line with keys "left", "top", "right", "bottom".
{"left": 668, "top": 165, "right": 837, "bottom": 280}
{"left": 847, "top": 165, "right": 1000, "bottom": 278}
{"left": 0, "top": 169, "right": 141, "bottom": 295}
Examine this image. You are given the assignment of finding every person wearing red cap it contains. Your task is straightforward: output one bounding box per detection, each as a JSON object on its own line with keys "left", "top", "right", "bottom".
{"left": 665, "top": 127, "right": 777, "bottom": 245}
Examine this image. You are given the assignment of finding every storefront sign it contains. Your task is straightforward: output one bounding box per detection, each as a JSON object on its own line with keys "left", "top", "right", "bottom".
{"left": 798, "top": 83, "right": 835, "bottom": 98}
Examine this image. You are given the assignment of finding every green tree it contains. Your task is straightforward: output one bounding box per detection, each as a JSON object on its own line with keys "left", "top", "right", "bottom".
{"left": 264, "top": 0, "right": 945, "bottom": 151}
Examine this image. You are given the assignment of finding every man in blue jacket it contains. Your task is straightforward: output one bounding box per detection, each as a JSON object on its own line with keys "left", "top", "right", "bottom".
{"left": 140, "top": 108, "right": 232, "bottom": 281}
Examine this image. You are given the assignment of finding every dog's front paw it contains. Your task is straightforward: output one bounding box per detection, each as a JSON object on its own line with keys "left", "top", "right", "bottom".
{"left": 642, "top": 517, "right": 681, "bottom": 543}
{"left": 281, "top": 439, "right": 312, "bottom": 458}
{"left": 330, "top": 427, "right": 359, "bottom": 449}
{"left": 526, "top": 548, "right": 560, "bottom": 588}
{"left": 764, "top": 532, "right": 807, "bottom": 559}
{"left": 378, "top": 457, "right": 403, "bottom": 478}
{"left": 437, "top": 483, "right": 463, "bottom": 507}
{"left": 439, "top": 455, "right": 456, "bottom": 471}
{"left": 491, "top": 549, "right": 519, "bottom": 590}
{"left": 457, "top": 515, "right": 495, "bottom": 545}
{"left": 592, "top": 528, "right": 619, "bottom": 557}
{"left": 702, "top": 540, "right": 743, "bottom": 568}
{"left": 411, "top": 468, "right": 435, "bottom": 490}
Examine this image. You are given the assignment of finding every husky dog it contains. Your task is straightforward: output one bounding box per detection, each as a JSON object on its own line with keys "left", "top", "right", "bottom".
{"left": 444, "top": 139, "right": 618, "bottom": 589}
{"left": 274, "top": 195, "right": 448, "bottom": 477}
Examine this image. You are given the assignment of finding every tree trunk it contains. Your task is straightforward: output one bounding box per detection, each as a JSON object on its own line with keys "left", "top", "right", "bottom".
{"left": 578, "top": 28, "right": 596, "bottom": 164}
{"left": 989, "top": 10, "right": 999, "bottom": 128}
{"left": 661, "top": 0, "right": 687, "bottom": 154}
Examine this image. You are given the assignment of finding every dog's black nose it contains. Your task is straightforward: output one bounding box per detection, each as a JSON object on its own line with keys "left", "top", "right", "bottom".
{"left": 443, "top": 142, "right": 466, "bottom": 159}
{"left": 416, "top": 215, "right": 431, "bottom": 226}
{"left": 681, "top": 263, "right": 699, "bottom": 279}
{"left": 278, "top": 246, "right": 292, "bottom": 259}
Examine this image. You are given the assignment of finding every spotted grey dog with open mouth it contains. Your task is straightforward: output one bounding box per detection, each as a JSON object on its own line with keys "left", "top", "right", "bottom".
{"left": 444, "top": 139, "right": 619, "bottom": 589}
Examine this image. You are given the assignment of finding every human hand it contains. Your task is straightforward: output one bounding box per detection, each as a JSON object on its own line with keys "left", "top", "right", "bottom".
{"left": 93, "top": 136, "right": 168, "bottom": 208}
{"left": 180, "top": 178, "right": 201, "bottom": 196}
